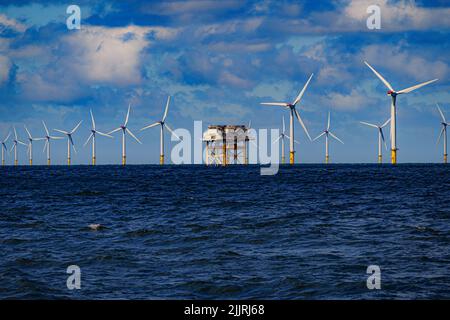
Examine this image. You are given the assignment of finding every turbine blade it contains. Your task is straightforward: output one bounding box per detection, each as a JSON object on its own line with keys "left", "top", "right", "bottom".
{"left": 24, "top": 125, "right": 32, "bottom": 139}
{"left": 108, "top": 127, "right": 122, "bottom": 135}
{"left": 70, "top": 120, "right": 82, "bottom": 134}
{"left": 140, "top": 122, "right": 160, "bottom": 131}
{"left": 294, "top": 108, "right": 311, "bottom": 141}
{"left": 293, "top": 73, "right": 314, "bottom": 106}
{"left": 165, "top": 124, "right": 181, "bottom": 141}
{"left": 327, "top": 112, "right": 331, "bottom": 131}
{"left": 84, "top": 133, "right": 93, "bottom": 147}
{"left": 329, "top": 131, "right": 344, "bottom": 144}
{"left": 90, "top": 109, "right": 96, "bottom": 130}
{"left": 272, "top": 135, "right": 282, "bottom": 144}
{"left": 3, "top": 132, "right": 11, "bottom": 143}
{"left": 69, "top": 135, "right": 75, "bottom": 146}
{"left": 18, "top": 141, "right": 27, "bottom": 146}
{"left": 360, "top": 121, "right": 378, "bottom": 128}
{"left": 436, "top": 104, "right": 446, "bottom": 123}
{"left": 313, "top": 132, "right": 326, "bottom": 141}
{"left": 397, "top": 79, "right": 438, "bottom": 94}
{"left": 13, "top": 127, "right": 18, "bottom": 140}
{"left": 380, "top": 129, "right": 388, "bottom": 151}
{"left": 162, "top": 95, "right": 170, "bottom": 122}
{"left": 125, "top": 104, "right": 131, "bottom": 126}
{"left": 50, "top": 136, "right": 64, "bottom": 140}
{"left": 364, "top": 61, "right": 394, "bottom": 91}
{"left": 96, "top": 131, "right": 113, "bottom": 138}
{"left": 260, "top": 102, "right": 289, "bottom": 107}
{"left": 54, "top": 129, "right": 68, "bottom": 135}
{"left": 381, "top": 118, "right": 391, "bottom": 128}
{"left": 10, "top": 143, "right": 15, "bottom": 153}
{"left": 126, "top": 128, "right": 142, "bottom": 144}
{"left": 282, "top": 116, "right": 285, "bottom": 133}
{"left": 437, "top": 127, "right": 444, "bottom": 145}
{"left": 42, "top": 121, "right": 49, "bottom": 136}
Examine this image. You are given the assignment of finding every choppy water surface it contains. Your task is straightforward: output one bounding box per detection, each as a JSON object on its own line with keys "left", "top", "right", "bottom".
{"left": 0, "top": 164, "right": 449, "bottom": 299}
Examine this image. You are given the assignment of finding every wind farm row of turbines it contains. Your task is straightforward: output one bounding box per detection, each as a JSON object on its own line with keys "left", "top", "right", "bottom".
{"left": 0, "top": 61, "right": 447, "bottom": 165}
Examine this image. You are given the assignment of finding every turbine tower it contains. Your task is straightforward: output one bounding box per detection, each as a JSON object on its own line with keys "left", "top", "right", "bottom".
{"left": 140, "top": 96, "right": 180, "bottom": 165}
{"left": 108, "top": 104, "right": 142, "bottom": 165}
{"left": 42, "top": 121, "right": 63, "bottom": 166}
{"left": 24, "top": 125, "right": 44, "bottom": 165}
{"left": 272, "top": 116, "right": 298, "bottom": 164}
{"left": 54, "top": 121, "right": 83, "bottom": 166}
{"left": 436, "top": 104, "right": 449, "bottom": 163}
{"left": 360, "top": 118, "right": 390, "bottom": 163}
{"left": 11, "top": 127, "right": 27, "bottom": 166}
{"left": 313, "top": 112, "right": 344, "bottom": 164}
{"left": 364, "top": 61, "right": 438, "bottom": 164}
{"left": 84, "top": 109, "right": 113, "bottom": 165}
{"left": 260, "top": 74, "right": 313, "bottom": 164}
{"left": 1, "top": 132, "right": 10, "bottom": 165}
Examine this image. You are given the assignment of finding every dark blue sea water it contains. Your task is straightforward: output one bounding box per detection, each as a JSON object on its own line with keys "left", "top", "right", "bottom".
{"left": 0, "top": 164, "right": 449, "bottom": 299}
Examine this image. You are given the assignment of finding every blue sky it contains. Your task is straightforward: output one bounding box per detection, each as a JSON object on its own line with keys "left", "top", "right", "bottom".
{"left": 0, "top": 0, "right": 449, "bottom": 164}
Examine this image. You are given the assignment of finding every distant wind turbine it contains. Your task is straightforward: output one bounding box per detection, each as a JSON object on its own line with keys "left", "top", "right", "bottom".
{"left": 272, "top": 116, "right": 299, "bottom": 164}
{"left": 436, "top": 104, "right": 449, "bottom": 164}
{"left": 364, "top": 61, "right": 438, "bottom": 164}
{"left": 140, "top": 96, "right": 180, "bottom": 165}
{"left": 42, "top": 121, "right": 64, "bottom": 166}
{"left": 1, "top": 131, "right": 10, "bottom": 166}
{"left": 260, "top": 74, "right": 313, "bottom": 164}
{"left": 108, "top": 104, "right": 142, "bottom": 165}
{"left": 313, "top": 112, "right": 344, "bottom": 164}
{"left": 54, "top": 121, "right": 83, "bottom": 166}
{"left": 10, "top": 127, "right": 27, "bottom": 166}
{"left": 84, "top": 109, "right": 113, "bottom": 165}
{"left": 24, "top": 125, "right": 45, "bottom": 166}
{"left": 360, "top": 118, "right": 390, "bottom": 163}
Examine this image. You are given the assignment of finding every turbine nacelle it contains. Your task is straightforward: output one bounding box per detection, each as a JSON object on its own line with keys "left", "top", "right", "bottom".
{"left": 387, "top": 90, "right": 396, "bottom": 96}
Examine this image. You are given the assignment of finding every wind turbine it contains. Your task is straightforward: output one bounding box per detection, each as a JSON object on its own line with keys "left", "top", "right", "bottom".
{"left": 140, "top": 96, "right": 180, "bottom": 165}
{"left": 42, "top": 121, "right": 64, "bottom": 165}
{"left": 364, "top": 61, "right": 438, "bottom": 164}
{"left": 54, "top": 121, "right": 83, "bottom": 166}
{"left": 436, "top": 104, "right": 449, "bottom": 164}
{"left": 272, "top": 116, "right": 299, "bottom": 164}
{"left": 24, "top": 125, "right": 45, "bottom": 165}
{"left": 84, "top": 109, "right": 113, "bottom": 165}
{"left": 108, "top": 104, "right": 142, "bottom": 165}
{"left": 10, "top": 127, "right": 27, "bottom": 166}
{"left": 360, "top": 118, "right": 390, "bottom": 163}
{"left": 313, "top": 112, "right": 344, "bottom": 164}
{"left": 1, "top": 131, "right": 11, "bottom": 165}
{"left": 260, "top": 74, "right": 313, "bottom": 164}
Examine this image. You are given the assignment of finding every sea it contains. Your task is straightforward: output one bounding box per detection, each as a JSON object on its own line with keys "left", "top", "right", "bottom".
{"left": 0, "top": 164, "right": 449, "bottom": 299}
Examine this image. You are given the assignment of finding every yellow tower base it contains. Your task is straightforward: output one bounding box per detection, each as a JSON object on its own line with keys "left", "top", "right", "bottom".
{"left": 391, "top": 149, "right": 397, "bottom": 165}
{"left": 378, "top": 155, "right": 382, "bottom": 164}
{"left": 67, "top": 158, "right": 71, "bottom": 166}
{"left": 92, "top": 157, "right": 96, "bottom": 165}
{"left": 14, "top": 160, "right": 18, "bottom": 166}
{"left": 29, "top": 159, "right": 33, "bottom": 166}
{"left": 444, "top": 154, "right": 448, "bottom": 164}
{"left": 281, "top": 156, "right": 285, "bottom": 164}
{"left": 325, "top": 155, "right": 329, "bottom": 164}
{"left": 160, "top": 155, "right": 164, "bottom": 165}
{"left": 122, "top": 156, "right": 126, "bottom": 166}
{"left": 289, "top": 151, "right": 294, "bottom": 165}
{"left": 2, "top": 160, "right": 4, "bottom": 166}
{"left": 47, "top": 159, "right": 51, "bottom": 166}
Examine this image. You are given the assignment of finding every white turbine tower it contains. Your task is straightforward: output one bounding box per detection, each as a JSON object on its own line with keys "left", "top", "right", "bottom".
{"left": 364, "top": 61, "right": 438, "bottom": 164}
{"left": 272, "top": 116, "right": 299, "bottom": 164}
{"left": 108, "top": 104, "right": 142, "bottom": 165}
{"left": 260, "top": 74, "right": 313, "bottom": 164}
{"left": 54, "top": 121, "right": 83, "bottom": 166}
{"left": 140, "top": 96, "right": 180, "bottom": 165}
{"left": 1, "top": 132, "right": 10, "bottom": 165}
{"left": 436, "top": 104, "right": 449, "bottom": 164}
{"left": 11, "top": 127, "right": 27, "bottom": 166}
{"left": 24, "top": 125, "right": 44, "bottom": 166}
{"left": 360, "top": 118, "right": 390, "bottom": 163}
{"left": 84, "top": 109, "right": 113, "bottom": 165}
{"left": 313, "top": 112, "right": 344, "bottom": 164}
{"left": 42, "top": 121, "right": 64, "bottom": 166}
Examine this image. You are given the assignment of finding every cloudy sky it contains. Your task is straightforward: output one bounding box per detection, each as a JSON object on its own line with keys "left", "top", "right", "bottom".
{"left": 0, "top": 0, "right": 449, "bottom": 164}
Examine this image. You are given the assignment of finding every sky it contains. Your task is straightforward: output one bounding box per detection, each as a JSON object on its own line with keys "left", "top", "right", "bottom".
{"left": 0, "top": 0, "right": 449, "bottom": 164}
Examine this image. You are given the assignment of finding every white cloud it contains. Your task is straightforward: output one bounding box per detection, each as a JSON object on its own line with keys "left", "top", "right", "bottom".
{"left": 0, "top": 13, "right": 26, "bottom": 32}
{"left": 322, "top": 88, "right": 367, "bottom": 111}
{"left": 0, "top": 55, "right": 11, "bottom": 84}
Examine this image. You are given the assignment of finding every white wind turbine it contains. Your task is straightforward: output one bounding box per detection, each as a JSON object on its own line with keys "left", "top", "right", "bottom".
{"left": 84, "top": 109, "right": 113, "bottom": 165}
{"left": 10, "top": 127, "right": 27, "bottom": 166}
{"left": 24, "top": 125, "right": 45, "bottom": 166}
{"left": 360, "top": 118, "right": 390, "bottom": 163}
{"left": 54, "top": 121, "right": 83, "bottom": 166}
{"left": 108, "top": 104, "right": 142, "bottom": 165}
{"left": 1, "top": 131, "right": 10, "bottom": 166}
{"left": 272, "top": 116, "right": 299, "bottom": 164}
{"left": 140, "top": 96, "right": 180, "bottom": 165}
{"left": 364, "top": 61, "right": 438, "bottom": 164}
{"left": 42, "top": 121, "right": 64, "bottom": 165}
{"left": 260, "top": 74, "right": 313, "bottom": 164}
{"left": 436, "top": 104, "right": 449, "bottom": 164}
{"left": 313, "top": 112, "right": 344, "bottom": 164}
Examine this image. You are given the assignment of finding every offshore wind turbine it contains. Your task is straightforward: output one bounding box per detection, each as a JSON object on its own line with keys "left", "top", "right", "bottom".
{"left": 436, "top": 104, "right": 449, "bottom": 163}
{"left": 1, "top": 132, "right": 10, "bottom": 165}
{"left": 360, "top": 118, "right": 390, "bottom": 163}
{"left": 54, "top": 121, "right": 83, "bottom": 165}
{"left": 140, "top": 96, "right": 180, "bottom": 165}
{"left": 11, "top": 127, "right": 27, "bottom": 166}
{"left": 272, "top": 116, "right": 298, "bottom": 164}
{"left": 260, "top": 74, "right": 313, "bottom": 164}
{"left": 24, "top": 125, "right": 44, "bottom": 165}
{"left": 364, "top": 61, "right": 438, "bottom": 164}
{"left": 313, "top": 112, "right": 344, "bottom": 164}
{"left": 42, "top": 121, "right": 64, "bottom": 165}
{"left": 108, "top": 104, "right": 142, "bottom": 165}
{"left": 84, "top": 109, "right": 113, "bottom": 165}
